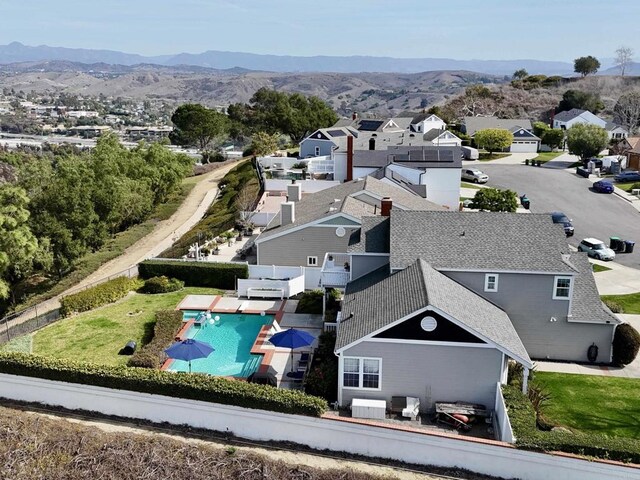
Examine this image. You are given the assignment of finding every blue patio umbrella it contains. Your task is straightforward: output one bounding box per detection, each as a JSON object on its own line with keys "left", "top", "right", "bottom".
{"left": 164, "top": 338, "right": 214, "bottom": 373}
{"left": 268, "top": 328, "right": 315, "bottom": 373}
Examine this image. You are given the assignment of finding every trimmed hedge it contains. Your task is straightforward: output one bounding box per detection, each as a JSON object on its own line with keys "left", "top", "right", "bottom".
{"left": 612, "top": 323, "right": 640, "bottom": 366}
{"left": 128, "top": 310, "right": 183, "bottom": 369}
{"left": 502, "top": 385, "right": 640, "bottom": 463}
{"left": 0, "top": 352, "right": 327, "bottom": 417}
{"left": 139, "top": 260, "right": 248, "bottom": 290}
{"left": 60, "top": 277, "right": 135, "bottom": 317}
{"left": 141, "top": 276, "right": 184, "bottom": 294}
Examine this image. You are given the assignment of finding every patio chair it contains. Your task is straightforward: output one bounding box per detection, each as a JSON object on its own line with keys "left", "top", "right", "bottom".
{"left": 402, "top": 397, "right": 420, "bottom": 421}
{"left": 297, "top": 352, "right": 310, "bottom": 370}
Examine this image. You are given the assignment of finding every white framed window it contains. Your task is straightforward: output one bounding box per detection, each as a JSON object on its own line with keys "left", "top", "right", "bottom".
{"left": 484, "top": 273, "right": 499, "bottom": 292}
{"left": 342, "top": 357, "right": 381, "bottom": 390}
{"left": 314, "top": 146, "right": 320, "bottom": 156}
{"left": 307, "top": 256, "right": 318, "bottom": 266}
{"left": 553, "top": 276, "right": 572, "bottom": 300}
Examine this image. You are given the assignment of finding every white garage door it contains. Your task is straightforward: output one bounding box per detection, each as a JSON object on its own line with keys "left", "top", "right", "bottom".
{"left": 510, "top": 141, "right": 538, "bottom": 153}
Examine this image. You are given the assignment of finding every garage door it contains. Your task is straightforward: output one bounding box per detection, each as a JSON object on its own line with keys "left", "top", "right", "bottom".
{"left": 510, "top": 141, "right": 538, "bottom": 153}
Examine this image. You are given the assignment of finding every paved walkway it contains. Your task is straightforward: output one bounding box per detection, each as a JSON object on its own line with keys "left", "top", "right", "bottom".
{"left": 593, "top": 259, "right": 640, "bottom": 295}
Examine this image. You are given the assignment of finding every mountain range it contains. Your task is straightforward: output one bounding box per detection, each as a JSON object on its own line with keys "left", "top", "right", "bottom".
{"left": 0, "top": 41, "right": 583, "bottom": 76}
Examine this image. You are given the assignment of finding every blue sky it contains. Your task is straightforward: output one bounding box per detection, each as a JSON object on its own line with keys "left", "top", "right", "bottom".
{"left": 1, "top": 0, "right": 638, "bottom": 61}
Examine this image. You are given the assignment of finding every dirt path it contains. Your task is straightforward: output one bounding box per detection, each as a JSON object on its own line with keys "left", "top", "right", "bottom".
{"left": 5, "top": 160, "right": 243, "bottom": 329}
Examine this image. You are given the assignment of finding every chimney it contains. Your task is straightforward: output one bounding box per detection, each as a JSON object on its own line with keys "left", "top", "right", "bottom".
{"left": 280, "top": 201, "right": 295, "bottom": 226}
{"left": 346, "top": 135, "right": 354, "bottom": 182}
{"left": 549, "top": 109, "right": 555, "bottom": 128}
{"left": 381, "top": 197, "right": 392, "bottom": 217}
{"left": 352, "top": 112, "right": 358, "bottom": 121}
{"left": 287, "top": 180, "right": 302, "bottom": 202}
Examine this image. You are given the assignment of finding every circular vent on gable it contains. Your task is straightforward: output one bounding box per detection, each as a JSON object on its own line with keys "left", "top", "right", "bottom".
{"left": 420, "top": 316, "right": 437, "bottom": 332}
{"left": 520, "top": 130, "right": 525, "bottom": 134}
{"left": 335, "top": 227, "right": 346, "bottom": 237}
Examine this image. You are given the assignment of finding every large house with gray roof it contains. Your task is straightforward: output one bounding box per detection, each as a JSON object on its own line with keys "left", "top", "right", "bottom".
{"left": 462, "top": 116, "right": 540, "bottom": 153}
{"left": 322, "top": 209, "right": 619, "bottom": 409}
{"left": 553, "top": 109, "right": 628, "bottom": 140}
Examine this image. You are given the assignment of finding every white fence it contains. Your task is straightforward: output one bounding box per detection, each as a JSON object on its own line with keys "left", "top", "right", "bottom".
{"left": 242, "top": 211, "right": 277, "bottom": 227}
{"left": 494, "top": 383, "right": 515, "bottom": 443}
{"left": 238, "top": 276, "right": 305, "bottom": 299}
{"left": 0, "top": 374, "right": 634, "bottom": 480}
{"left": 248, "top": 265, "right": 304, "bottom": 279}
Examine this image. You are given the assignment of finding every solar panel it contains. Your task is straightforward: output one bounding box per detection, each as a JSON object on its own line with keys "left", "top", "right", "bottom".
{"left": 327, "top": 129, "right": 346, "bottom": 137}
{"left": 407, "top": 149, "right": 454, "bottom": 163}
{"left": 358, "top": 120, "right": 384, "bottom": 131}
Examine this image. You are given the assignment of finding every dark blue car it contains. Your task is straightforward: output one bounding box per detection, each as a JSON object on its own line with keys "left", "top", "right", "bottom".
{"left": 592, "top": 180, "right": 614, "bottom": 193}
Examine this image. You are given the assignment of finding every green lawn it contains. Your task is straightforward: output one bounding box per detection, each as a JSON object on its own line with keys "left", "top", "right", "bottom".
{"left": 537, "top": 372, "right": 640, "bottom": 439}
{"left": 478, "top": 152, "right": 510, "bottom": 161}
{"left": 601, "top": 292, "right": 640, "bottom": 314}
{"left": 592, "top": 264, "right": 612, "bottom": 273}
{"left": 532, "top": 152, "right": 563, "bottom": 163}
{"left": 30, "top": 287, "right": 220, "bottom": 366}
{"left": 461, "top": 182, "right": 482, "bottom": 190}
{"left": 614, "top": 181, "right": 640, "bottom": 193}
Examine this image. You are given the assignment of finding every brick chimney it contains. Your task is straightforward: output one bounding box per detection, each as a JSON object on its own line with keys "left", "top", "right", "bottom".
{"left": 549, "top": 109, "right": 555, "bottom": 128}
{"left": 352, "top": 112, "right": 358, "bottom": 121}
{"left": 346, "top": 135, "right": 354, "bottom": 182}
{"left": 280, "top": 202, "right": 295, "bottom": 226}
{"left": 381, "top": 197, "right": 392, "bottom": 217}
{"left": 287, "top": 180, "right": 302, "bottom": 202}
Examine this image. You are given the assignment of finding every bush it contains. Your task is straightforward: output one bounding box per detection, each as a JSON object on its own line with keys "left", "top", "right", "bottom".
{"left": 612, "top": 323, "right": 640, "bottom": 366}
{"left": 295, "top": 290, "right": 324, "bottom": 314}
{"left": 138, "top": 260, "right": 248, "bottom": 290}
{"left": 60, "top": 277, "right": 135, "bottom": 317}
{"left": 603, "top": 298, "right": 624, "bottom": 313}
{"left": 141, "top": 276, "right": 184, "bottom": 294}
{"left": 502, "top": 385, "right": 640, "bottom": 463}
{"left": 304, "top": 331, "right": 338, "bottom": 402}
{"left": 128, "top": 310, "right": 183, "bottom": 369}
{"left": 0, "top": 352, "right": 327, "bottom": 417}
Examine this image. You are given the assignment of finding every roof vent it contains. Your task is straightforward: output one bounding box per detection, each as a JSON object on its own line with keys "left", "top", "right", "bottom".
{"left": 328, "top": 207, "right": 338, "bottom": 212}
{"left": 334, "top": 198, "right": 341, "bottom": 203}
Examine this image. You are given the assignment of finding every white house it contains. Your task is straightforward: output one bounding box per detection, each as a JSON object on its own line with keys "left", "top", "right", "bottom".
{"left": 410, "top": 113, "right": 447, "bottom": 134}
{"left": 553, "top": 109, "right": 628, "bottom": 140}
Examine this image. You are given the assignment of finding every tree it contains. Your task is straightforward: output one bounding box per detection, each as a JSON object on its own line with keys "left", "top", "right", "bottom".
{"left": 235, "top": 185, "right": 259, "bottom": 227}
{"left": 573, "top": 56, "right": 601, "bottom": 77}
{"left": 248, "top": 131, "right": 280, "bottom": 156}
{"left": 615, "top": 46, "right": 634, "bottom": 77}
{"left": 474, "top": 129, "right": 514, "bottom": 157}
{"left": 557, "top": 90, "right": 604, "bottom": 114}
{"left": 470, "top": 188, "right": 518, "bottom": 213}
{"left": 170, "top": 104, "right": 228, "bottom": 163}
{"left": 541, "top": 129, "right": 565, "bottom": 150}
{"left": 614, "top": 92, "right": 640, "bottom": 134}
{"left": 513, "top": 69, "right": 528, "bottom": 80}
{"left": 566, "top": 123, "right": 608, "bottom": 162}
{"left": 532, "top": 121, "right": 550, "bottom": 138}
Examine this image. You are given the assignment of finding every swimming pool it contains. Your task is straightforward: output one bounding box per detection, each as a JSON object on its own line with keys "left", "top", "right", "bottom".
{"left": 170, "top": 312, "right": 274, "bottom": 377}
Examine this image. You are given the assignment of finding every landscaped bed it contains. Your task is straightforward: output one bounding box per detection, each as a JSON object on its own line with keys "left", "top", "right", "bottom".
{"left": 29, "top": 287, "right": 220, "bottom": 366}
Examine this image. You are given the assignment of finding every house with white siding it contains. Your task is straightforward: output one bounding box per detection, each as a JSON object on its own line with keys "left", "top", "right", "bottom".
{"left": 553, "top": 109, "right": 628, "bottom": 140}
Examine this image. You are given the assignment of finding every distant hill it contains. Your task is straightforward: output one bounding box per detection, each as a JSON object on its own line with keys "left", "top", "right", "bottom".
{"left": 0, "top": 41, "right": 575, "bottom": 76}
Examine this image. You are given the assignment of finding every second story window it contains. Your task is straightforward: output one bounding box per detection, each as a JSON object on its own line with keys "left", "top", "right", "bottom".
{"left": 553, "top": 276, "right": 572, "bottom": 299}
{"left": 484, "top": 274, "right": 499, "bottom": 292}
{"left": 314, "top": 146, "right": 320, "bottom": 156}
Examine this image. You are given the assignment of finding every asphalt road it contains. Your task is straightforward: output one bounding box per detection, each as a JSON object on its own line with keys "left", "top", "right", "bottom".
{"left": 479, "top": 163, "right": 640, "bottom": 269}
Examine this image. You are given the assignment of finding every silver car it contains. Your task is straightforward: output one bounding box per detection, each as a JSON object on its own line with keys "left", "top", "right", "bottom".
{"left": 461, "top": 168, "right": 489, "bottom": 184}
{"left": 578, "top": 238, "right": 616, "bottom": 261}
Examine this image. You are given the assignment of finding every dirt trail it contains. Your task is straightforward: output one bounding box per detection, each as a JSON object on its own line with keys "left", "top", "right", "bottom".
{"left": 6, "top": 160, "right": 242, "bottom": 329}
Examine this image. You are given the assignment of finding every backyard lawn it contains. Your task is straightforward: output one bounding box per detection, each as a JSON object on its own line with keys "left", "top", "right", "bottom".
{"left": 30, "top": 287, "right": 221, "bottom": 366}
{"left": 601, "top": 292, "right": 640, "bottom": 314}
{"left": 536, "top": 372, "right": 640, "bottom": 440}
{"left": 532, "top": 152, "right": 563, "bottom": 163}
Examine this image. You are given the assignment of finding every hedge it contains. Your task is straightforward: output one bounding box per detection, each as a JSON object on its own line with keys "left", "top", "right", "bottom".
{"left": 141, "top": 276, "right": 184, "bottom": 294}
{"left": 502, "top": 385, "right": 640, "bottom": 463}
{"left": 60, "top": 277, "right": 135, "bottom": 317}
{"left": 0, "top": 352, "right": 327, "bottom": 417}
{"left": 128, "top": 310, "right": 183, "bottom": 369}
{"left": 138, "top": 260, "right": 248, "bottom": 290}
{"left": 612, "top": 323, "right": 640, "bottom": 366}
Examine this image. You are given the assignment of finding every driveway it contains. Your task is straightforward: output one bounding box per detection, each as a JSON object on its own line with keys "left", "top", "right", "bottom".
{"left": 480, "top": 163, "right": 640, "bottom": 269}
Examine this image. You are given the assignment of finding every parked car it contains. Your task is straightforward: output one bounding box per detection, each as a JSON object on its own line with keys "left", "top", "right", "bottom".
{"left": 461, "top": 169, "right": 488, "bottom": 184}
{"left": 614, "top": 171, "right": 640, "bottom": 182}
{"left": 550, "top": 212, "right": 574, "bottom": 237}
{"left": 592, "top": 180, "right": 614, "bottom": 194}
{"left": 578, "top": 238, "right": 616, "bottom": 261}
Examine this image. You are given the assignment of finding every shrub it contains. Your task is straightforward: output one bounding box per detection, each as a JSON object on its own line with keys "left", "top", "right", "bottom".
{"left": 603, "top": 298, "right": 624, "bottom": 313}
{"left": 138, "top": 260, "right": 248, "bottom": 290}
{"left": 128, "top": 310, "right": 183, "bottom": 369}
{"left": 60, "top": 277, "right": 135, "bottom": 317}
{"left": 295, "top": 290, "right": 323, "bottom": 314}
{"left": 0, "top": 352, "right": 327, "bottom": 417}
{"left": 141, "top": 276, "right": 184, "bottom": 294}
{"left": 304, "top": 331, "right": 338, "bottom": 403}
{"left": 612, "top": 323, "right": 640, "bottom": 366}
{"left": 502, "top": 385, "right": 640, "bottom": 463}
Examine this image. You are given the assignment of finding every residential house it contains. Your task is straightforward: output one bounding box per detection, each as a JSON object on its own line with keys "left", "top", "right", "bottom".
{"left": 462, "top": 117, "right": 540, "bottom": 153}
{"left": 553, "top": 109, "right": 628, "bottom": 140}
{"left": 409, "top": 113, "right": 447, "bottom": 134}
{"left": 625, "top": 136, "right": 640, "bottom": 170}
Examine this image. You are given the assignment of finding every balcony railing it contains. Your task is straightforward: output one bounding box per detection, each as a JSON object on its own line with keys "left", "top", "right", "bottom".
{"left": 320, "top": 252, "right": 351, "bottom": 287}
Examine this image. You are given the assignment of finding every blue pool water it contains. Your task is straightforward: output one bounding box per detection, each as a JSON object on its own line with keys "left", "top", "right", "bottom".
{"left": 181, "top": 310, "right": 204, "bottom": 321}
{"left": 170, "top": 313, "right": 273, "bottom": 377}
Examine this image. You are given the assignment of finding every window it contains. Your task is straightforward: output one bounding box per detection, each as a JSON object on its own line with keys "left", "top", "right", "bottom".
{"left": 484, "top": 274, "right": 499, "bottom": 292}
{"left": 307, "top": 256, "right": 318, "bottom": 266}
{"left": 314, "top": 146, "right": 320, "bottom": 156}
{"left": 553, "top": 276, "right": 572, "bottom": 299}
{"left": 342, "top": 357, "right": 381, "bottom": 389}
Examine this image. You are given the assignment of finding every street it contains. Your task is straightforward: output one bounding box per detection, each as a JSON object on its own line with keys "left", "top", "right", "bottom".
{"left": 479, "top": 163, "right": 640, "bottom": 269}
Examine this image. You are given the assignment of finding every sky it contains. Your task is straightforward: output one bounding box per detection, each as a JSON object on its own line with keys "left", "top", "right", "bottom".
{"left": 1, "top": 0, "right": 638, "bottom": 62}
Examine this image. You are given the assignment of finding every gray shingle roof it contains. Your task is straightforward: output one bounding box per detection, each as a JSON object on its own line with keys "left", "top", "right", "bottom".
{"left": 337, "top": 259, "right": 532, "bottom": 366}
{"left": 463, "top": 117, "right": 533, "bottom": 136}
{"left": 389, "top": 211, "right": 574, "bottom": 273}
{"left": 256, "top": 177, "right": 443, "bottom": 242}
{"left": 348, "top": 216, "right": 389, "bottom": 253}
{"left": 554, "top": 109, "right": 587, "bottom": 122}
{"left": 566, "top": 253, "right": 621, "bottom": 325}
{"left": 353, "top": 146, "right": 462, "bottom": 169}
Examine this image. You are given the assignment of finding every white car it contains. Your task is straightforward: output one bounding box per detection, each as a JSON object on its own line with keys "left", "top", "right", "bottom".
{"left": 578, "top": 238, "right": 616, "bottom": 261}
{"left": 461, "top": 168, "right": 489, "bottom": 184}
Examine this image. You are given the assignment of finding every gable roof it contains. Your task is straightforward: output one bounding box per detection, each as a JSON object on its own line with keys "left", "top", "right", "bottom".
{"left": 554, "top": 108, "right": 587, "bottom": 122}
{"left": 348, "top": 216, "right": 390, "bottom": 253}
{"left": 388, "top": 210, "right": 574, "bottom": 273}
{"left": 463, "top": 117, "right": 533, "bottom": 136}
{"left": 256, "top": 176, "right": 444, "bottom": 242}
{"left": 605, "top": 121, "right": 627, "bottom": 133}
{"left": 411, "top": 113, "right": 444, "bottom": 125}
{"left": 337, "top": 259, "right": 532, "bottom": 367}
{"left": 510, "top": 126, "right": 541, "bottom": 140}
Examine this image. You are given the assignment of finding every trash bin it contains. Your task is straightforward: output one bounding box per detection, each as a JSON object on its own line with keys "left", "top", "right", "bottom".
{"left": 625, "top": 240, "right": 635, "bottom": 253}
{"left": 121, "top": 340, "right": 137, "bottom": 355}
{"left": 618, "top": 240, "right": 627, "bottom": 253}
{"left": 610, "top": 236, "right": 621, "bottom": 250}
{"left": 520, "top": 195, "right": 530, "bottom": 210}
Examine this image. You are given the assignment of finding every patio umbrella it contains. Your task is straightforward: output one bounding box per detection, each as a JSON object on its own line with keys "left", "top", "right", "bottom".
{"left": 164, "top": 338, "right": 214, "bottom": 373}
{"left": 268, "top": 328, "right": 315, "bottom": 373}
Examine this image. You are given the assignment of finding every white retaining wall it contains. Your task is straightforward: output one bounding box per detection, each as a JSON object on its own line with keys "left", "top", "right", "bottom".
{"left": 0, "top": 374, "right": 635, "bottom": 480}
{"left": 494, "top": 383, "right": 515, "bottom": 443}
